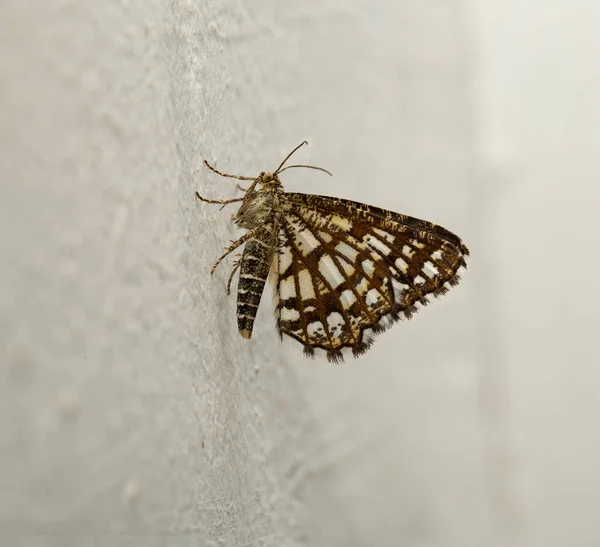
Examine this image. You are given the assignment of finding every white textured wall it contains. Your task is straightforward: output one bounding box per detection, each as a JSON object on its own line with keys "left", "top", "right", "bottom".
{"left": 1, "top": 1, "right": 598, "bottom": 546}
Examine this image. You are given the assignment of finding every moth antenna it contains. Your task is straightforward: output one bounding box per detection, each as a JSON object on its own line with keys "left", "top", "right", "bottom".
{"left": 277, "top": 164, "right": 332, "bottom": 177}
{"left": 274, "top": 141, "right": 308, "bottom": 174}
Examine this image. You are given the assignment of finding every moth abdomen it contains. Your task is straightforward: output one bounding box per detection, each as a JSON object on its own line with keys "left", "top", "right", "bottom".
{"left": 236, "top": 230, "right": 275, "bottom": 339}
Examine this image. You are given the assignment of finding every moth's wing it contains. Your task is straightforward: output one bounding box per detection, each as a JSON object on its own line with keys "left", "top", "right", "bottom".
{"left": 290, "top": 194, "right": 470, "bottom": 257}
{"left": 272, "top": 193, "right": 468, "bottom": 362}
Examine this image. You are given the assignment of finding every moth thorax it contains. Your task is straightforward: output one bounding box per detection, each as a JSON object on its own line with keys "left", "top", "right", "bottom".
{"left": 235, "top": 190, "right": 274, "bottom": 228}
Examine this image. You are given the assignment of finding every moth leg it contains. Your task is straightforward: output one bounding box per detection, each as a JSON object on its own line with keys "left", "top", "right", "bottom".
{"left": 210, "top": 227, "right": 260, "bottom": 275}
{"left": 226, "top": 258, "right": 242, "bottom": 295}
{"left": 195, "top": 192, "right": 244, "bottom": 210}
{"left": 236, "top": 183, "right": 249, "bottom": 192}
{"left": 203, "top": 159, "right": 254, "bottom": 181}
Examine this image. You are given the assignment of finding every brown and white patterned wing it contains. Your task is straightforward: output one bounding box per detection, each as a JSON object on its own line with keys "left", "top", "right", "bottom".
{"left": 273, "top": 193, "right": 469, "bottom": 362}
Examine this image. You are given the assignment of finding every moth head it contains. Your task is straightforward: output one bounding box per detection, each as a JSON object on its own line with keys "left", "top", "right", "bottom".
{"left": 258, "top": 171, "right": 278, "bottom": 186}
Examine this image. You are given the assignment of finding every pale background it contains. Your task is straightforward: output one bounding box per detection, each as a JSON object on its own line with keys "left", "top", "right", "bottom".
{"left": 1, "top": 1, "right": 599, "bottom": 546}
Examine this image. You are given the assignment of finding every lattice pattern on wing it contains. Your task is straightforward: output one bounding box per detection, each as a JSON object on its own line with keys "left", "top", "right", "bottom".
{"left": 273, "top": 193, "right": 469, "bottom": 362}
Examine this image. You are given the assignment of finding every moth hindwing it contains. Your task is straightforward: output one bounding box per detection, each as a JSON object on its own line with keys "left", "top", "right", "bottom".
{"left": 196, "top": 142, "right": 469, "bottom": 362}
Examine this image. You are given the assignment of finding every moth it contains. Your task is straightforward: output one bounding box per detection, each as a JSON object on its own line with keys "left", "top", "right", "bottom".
{"left": 196, "top": 142, "right": 469, "bottom": 362}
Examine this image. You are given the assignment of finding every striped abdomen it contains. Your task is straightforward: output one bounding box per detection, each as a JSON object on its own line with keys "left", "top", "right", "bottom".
{"left": 237, "top": 227, "right": 276, "bottom": 339}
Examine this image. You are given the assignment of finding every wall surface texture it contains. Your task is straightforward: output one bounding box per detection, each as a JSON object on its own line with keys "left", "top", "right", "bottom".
{"left": 1, "top": 1, "right": 598, "bottom": 546}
